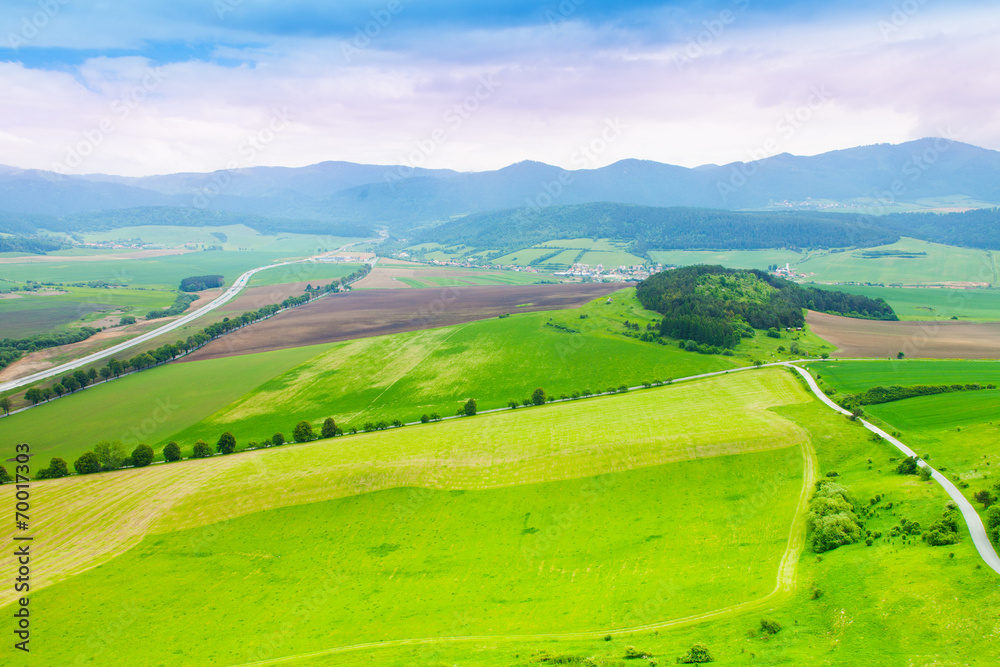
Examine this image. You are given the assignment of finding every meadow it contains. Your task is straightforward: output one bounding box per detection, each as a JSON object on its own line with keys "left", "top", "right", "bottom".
{"left": 795, "top": 238, "right": 997, "bottom": 286}
{"left": 0, "top": 285, "right": 176, "bottom": 338}
{"left": 7, "top": 367, "right": 1000, "bottom": 666}
{"left": 812, "top": 284, "right": 1000, "bottom": 321}
{"left": 647, "top": 248, "right": 803, "bottom": 270}
{"left": 806, "top": 359, "right": 1000, "bottom": 394}
{"left": 81, "top": 224, "right": 361, "bottom": 255}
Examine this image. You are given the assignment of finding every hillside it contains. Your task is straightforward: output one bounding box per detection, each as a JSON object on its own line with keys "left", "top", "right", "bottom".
{"left": 636, "top": 265, "right": 897, "bottom": 348}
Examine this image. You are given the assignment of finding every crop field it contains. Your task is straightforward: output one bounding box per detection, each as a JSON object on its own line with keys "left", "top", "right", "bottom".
{"left": 812, "top": 284, "right": 1000, "bottom": 321}
{"left": 246, "top": 261, "right": 365, "bottom": 288}
{"left": 796, "top": 238, "right": 997, "bottom": 286}
{"left": 577, "top": 249, "right": 646, "bottom": 268}
{"left": 8, "top": 367, "right": 1000, "bottom": 666}
{"left": 806, "top": 359, "right": 1000, "bottom": 394}
{"left": 353, "top": 265, "right": 546, "bottom": 289}
{"left": 0, "top": 249, "right": 307, "bottom": 290}
{"left": 183, "top": 283, "right": 623, "bottom": 358}
{"left": 0, "top": 285, "right": 177, "bottom": 338}
{"left": 81, "top": 224, "right": 361, "bottom": 255}
{"left": 806, "top": 310, "right": 1000, "bottom": 358}
{"left": 488, "top": 239, "right": 645, "bottom": 269}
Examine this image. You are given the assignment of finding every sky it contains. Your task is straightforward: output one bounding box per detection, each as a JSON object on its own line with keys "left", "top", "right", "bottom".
{"left": 0, "top": 0, "right": 998, "bottom": 176}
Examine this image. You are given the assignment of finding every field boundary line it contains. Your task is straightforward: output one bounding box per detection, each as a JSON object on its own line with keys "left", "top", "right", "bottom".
{"left": 784, "top": 362, "right": 1000, "bottom": 575}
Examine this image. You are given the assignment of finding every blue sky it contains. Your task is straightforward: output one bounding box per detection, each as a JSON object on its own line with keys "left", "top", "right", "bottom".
{"left": 1, "top": 0, "right": 998, "bottom": 175}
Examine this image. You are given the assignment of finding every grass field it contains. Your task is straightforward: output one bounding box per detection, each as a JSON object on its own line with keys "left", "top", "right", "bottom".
{"left": 8, "top": 367, "right": 1000, "bottom": 666}
{"left": 806, "top": 359, "right": 1000, "bottom": 393}
{"left": 246, "top": 262, "right": 365, "bottom": 287}
{"left": 0, "top": 285, "right": 177, "bottom": 337}
{"left": 0, "top": 250, "right": 309, "bottom": 290}
{"left": 796, "top": 238, "right": 997, "bottom": 286}
{"left": 81, "top": 224, "right": 361, "bottom": 255}
{"left": 647, "top": 248, "right": 804, "bottom": 270}
{"left": 812, "top": 284, "right": 1000, "bottom": 321}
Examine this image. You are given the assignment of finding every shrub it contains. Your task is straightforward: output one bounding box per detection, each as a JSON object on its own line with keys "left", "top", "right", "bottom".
{"left": 293, "top": 420, "right": 315, "bottom": 442}
{"left": 808, "top": 480, "right": 864, "bottom": 553}
{"left": 0, "top": 465, "right": 10, "bottom": 485}
{"left": 321, "top": 417, "right": 337, "bottom": 438}
{"left": 421, "top": 413, "right": 431, "bottom": 422}
{"left": 192, "top": 440, "right": 212, "bottom": 458}
{"left": 531, "top": 388, "right": 546, "bottom": 405}
{"left": 131, "top": 443, "right": 155, "bottom": 468}
{"left": 464, "top": 398, "right": 477, "bottom": 416}
{"left": 623, "top": 645, "right": 650, "bottom": 659}
{"left": 759, "top": 618, "right": 782, "bottom": 635}
{"left": 924, "top": 508, "right": 961, "bottom": 546}
{"left": 272, "top": 432, "right": 285, "bottom": 446}
{"left": 163, "top": 441, "right": 181, "bottom": 462}
{"left": 677, "top": 644, "right": 713, "bottom": 663}
{"left": 36, "top": 457, "right": 69, "bottom": 479}
{"left": 974, "top": 490, "right": 997, "bottom": 508}
{"left": 918, "top": 467, "right": 932, "bottom": 482}
{"left": 74, "top": 451, "right": 101, "bottom": 475}
{"left": 895, "top": 456, "right": 919, "bottom": 475}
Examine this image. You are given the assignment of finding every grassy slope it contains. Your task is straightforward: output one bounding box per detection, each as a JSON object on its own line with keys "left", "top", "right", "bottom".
{"left": 9, "top": 368, "right": 1000, "bottom": 666}
{"left": 25, "top": 451, "right": 803, "bottom": 666}
{"left": 796, "top": 238, "right": 997, "bottom": 285}
{"left": 812, "top": 284, "right": 1000, "bottom": 322}
{"left": 647, "top": 248, "right": 804, "bottom": 270}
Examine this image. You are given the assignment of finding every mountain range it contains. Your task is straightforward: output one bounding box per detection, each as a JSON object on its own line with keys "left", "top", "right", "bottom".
{"left": 1, "top": 138, "right": 999, "bottom": 237}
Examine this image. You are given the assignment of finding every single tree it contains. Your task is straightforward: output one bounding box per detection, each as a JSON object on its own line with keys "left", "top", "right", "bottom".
{"left": 897, "top": 351, "right": 905, "bottom": 359}
{"left": 131, "top": 444, "right": 155, "bottom": 467}
{"left": 87, "top": 368, "right": 98, "bottom": 382}
{"left": 464, "top": 398, "right": 477, "bottom": 416}
{"left": 974, "top": 490, "right": 996, "bottom": 508}
{"left": 94, "top": 440, "right": 127, "bottom": 471}
{"left": 321, "top": 417, "right": 337, "bottom": 439}
{"left": 420, "top": 413, "right": 431, "bottom": 423}
{"left": 0, "top": 465, "right": 11, "bottom": 484}
{"left": 531, "top": 388, "right": 546, "bottom": 405}
{"left": 41, "top": 387, "right": 53, "bottom": 402}
{"left": 99, "top": 367, "right": 112, "bottom": 381}
{"left": 163, "top": 441, "right": 181, "bottom": 462}
{"left": 0, "top": 396, "right": 12, "bottom": 414}
{"left": 74, "top": 369, "right": 90, "bottom": 388}
{"left": 38, "top": 457, "right": 69, "bottom": 479}
{"left": 25, "top": 388, "right": 43, "bottom": 405}
{"left": 216, "top": 431, "right": 237, "bottom": 455}
{"left": 74, "top": 451, "right": 101, "bottom": 475}
{"left": 508, "top": 400, "right": 518, "bottom": 409}
{"left": 192, "top": 440, "right": 213, "bottom": 458}
{"left": 293, "top": 421, "right": 314, "bottom": 442}
{"left": 52, "top": 384, "right": 65, "bottom": 397}
{"left": 271, "top": 432, "right": 285, "bottom": 446}
{"left": 429, "top": 412, "right": 441, "bottom": 421}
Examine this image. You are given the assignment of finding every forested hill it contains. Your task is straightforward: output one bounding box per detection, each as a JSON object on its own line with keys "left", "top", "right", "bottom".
{"left": 414, "top": 203, "right": 900, "bottom": 253}
{"left": 636, "top": 265, "right": 897, "bottom": 349}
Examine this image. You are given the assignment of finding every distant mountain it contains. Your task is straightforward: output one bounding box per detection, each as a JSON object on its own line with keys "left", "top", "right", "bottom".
{"left": 0, "top": 139, "right": 998, "bottom": 236}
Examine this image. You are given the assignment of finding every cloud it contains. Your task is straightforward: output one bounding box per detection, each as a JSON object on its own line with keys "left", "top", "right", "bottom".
{"left": 0, "top": 1, "right": 998, "bottom": 175}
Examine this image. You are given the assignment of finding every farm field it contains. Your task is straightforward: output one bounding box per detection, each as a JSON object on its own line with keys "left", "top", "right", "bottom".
{"left": 806, "top": 359, "right": 1000, "bottom": 394}
{"left": 647, "top": 248, "right": 804, "bottom": 270}
{"left": 183, "top": 283, "right": 623, "bottom": 359}
{"left": 352, "top": 264, "right": 547, "bottom": 289}
{"left": 795, "top": 238, "right": 997, "bottom": 286}
{"left": 812, "top": 284, "right": 1000, "bottom": 321}
{"left": 246, "top": 261, "right": 365, "bottom": 288}
{"left": 0, "top": 285, "right": 176, "bottom": 338}
{"left": 2, "top": 287, "right": 738, "bottom": 462}
{"left": 806, "top": 310, "right": 1000, "bottom": 358}
{"left": 0, "top": 249, "right": 308, "bottom": 290}
{"left": 81, "top": 224, "right": 361, "bottom": 254}
{"left": 7, "top": 368, "right": 1000, "bottom": 666}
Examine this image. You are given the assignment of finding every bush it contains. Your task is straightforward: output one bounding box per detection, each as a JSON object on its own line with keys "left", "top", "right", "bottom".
{"left": 192, "top": 440, "right": 212, "bottom": 458}
{"left": 623, "top": 645, "right": 650, "bottom": 659}
{"left": 986, "top": 505, "right": 1000, "bottom": 545}
{"left": 464, "top": 398, "right": 477, "bottom": 416}
{"left": 924, "top": 509, "right": 961, "bottom": 546}
{"left": 36, "top": 457, "right": 69, "bottom": 479}
{"left": 322, "top": 417, "right": 337, "bottom": 439}
{"left": 163, "top": 441, "right": 181, "bottom": 462}
{"left": 421, "top": 413, "right": 431, "bottom": 422}
{"left": 895, "top": 456, "right": 919, "bottom": 475}
{"left": 808, "top": 480, "right": 864, "bottom": 553}
{"left": 74, "top": 451, "right": 101, "bottom": 475}
{"left": 532, "top": 388, "right": 546, "bottom": 405}
{"left": 677, "top": 644, "right": 713, "bottom": 663}
{"left": 0, "top": 465, "right": 10, "bottom": 484}
{"left": 131, "top": 443, "right": 155, "bottom": 468}
{"left": 272, "top": 432, "right": 285, "bottom": 446}
{"left": 759, "top": 618, "right": 782, "bottom": 635}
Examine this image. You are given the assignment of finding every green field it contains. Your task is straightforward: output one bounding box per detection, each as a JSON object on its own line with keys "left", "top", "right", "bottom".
{"left": 81, "top": 224, "right": 361, "bottom": 254}
{"left": 0, "top": 285, "right": 177, "bottom": 337}
{"left": 806, "top": 359, "right": 1000, "bottom": 394}
{"left": 0, "top": 250, "right": 308, "bottom": 290}
{"left": 647, "top": 248, "right": 804, "bottom": 270}
{"left": 812, "top": 284, "right": 1000, "bottom": 321}
{"left": 578, "top": 249, "right": 646, "bottom": 268}
{"left": 8, "top": 367, "right": 1000, "bottom": 666}
{"left": 796, "top": 238, "right": 998, "bottom": 286}
{"left": 247, "top": 262, "right": 365, "bottom": 287}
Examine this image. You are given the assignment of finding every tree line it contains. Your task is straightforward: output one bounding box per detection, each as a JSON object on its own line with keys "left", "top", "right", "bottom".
{"left": 13, "top": 266, "right": 371, "bottom": 410}
{"left": 179, "top": 274, "right": 224, "bottom": 292}
{"left": 837, "top": 383, "right": 995, "bottom": 411}
{"left": 0, "top": 328, "right": 100, "bottom": 371}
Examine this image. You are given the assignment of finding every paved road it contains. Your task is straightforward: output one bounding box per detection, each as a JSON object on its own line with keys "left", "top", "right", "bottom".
{"left": 0, "top": 241, "right": 371, "bottom": 394}
{"left": 783, "top": 362, "right": 1000, "bottom": 575}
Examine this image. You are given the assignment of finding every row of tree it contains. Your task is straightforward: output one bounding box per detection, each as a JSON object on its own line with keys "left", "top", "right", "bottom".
{"left": 16, "top": 268, "right": 373, "bottom": 409}
{"left": 0, "top": 327, "right": 100, "bottom": 371}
